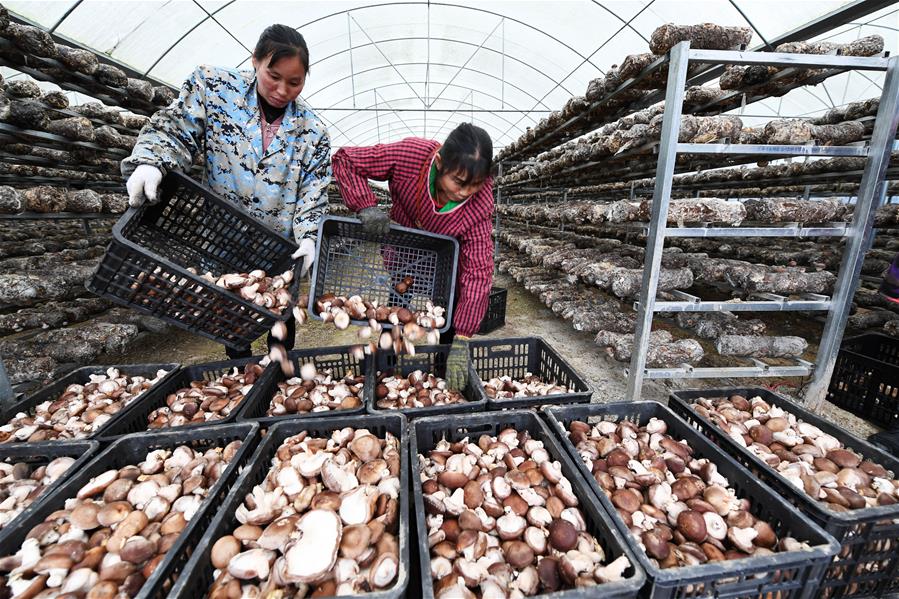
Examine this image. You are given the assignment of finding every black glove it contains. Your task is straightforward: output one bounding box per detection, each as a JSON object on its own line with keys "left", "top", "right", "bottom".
{"left": 358, "top": 206, "right": 391, "bottom": 236}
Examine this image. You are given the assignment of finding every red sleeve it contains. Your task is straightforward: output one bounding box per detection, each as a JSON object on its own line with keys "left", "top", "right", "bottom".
{"left": 453, "top": 192, "right": 495, "bottom": 337}
{"left": 332, "top": 141, "right": 406, "bottom": 212}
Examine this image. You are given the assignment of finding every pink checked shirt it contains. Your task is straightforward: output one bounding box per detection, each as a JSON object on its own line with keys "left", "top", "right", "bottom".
{"left": 332, "top": 137, "right": 495, "bottom": 337}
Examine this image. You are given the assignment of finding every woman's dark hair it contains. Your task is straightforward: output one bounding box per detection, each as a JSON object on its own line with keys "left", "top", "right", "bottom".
{"left": 254, "top": 25, "right": 310, "bottom": 74}
{"left": 438, "top": 123, "right": 493, "bottom": 185}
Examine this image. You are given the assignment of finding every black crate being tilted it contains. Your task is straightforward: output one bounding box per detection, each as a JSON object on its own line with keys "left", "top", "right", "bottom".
{"left": 88, "top": 172, "right": 301, "bottom": 350}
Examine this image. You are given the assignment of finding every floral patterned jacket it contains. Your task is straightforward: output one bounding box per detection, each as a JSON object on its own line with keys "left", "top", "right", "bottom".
{"left": 122, "top": 65, "right": 331, "bottom": 242}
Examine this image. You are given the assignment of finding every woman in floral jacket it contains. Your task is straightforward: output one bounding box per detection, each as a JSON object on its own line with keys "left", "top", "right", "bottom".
{"left": 122, "top": 25, "right": 331, "bottom": 358}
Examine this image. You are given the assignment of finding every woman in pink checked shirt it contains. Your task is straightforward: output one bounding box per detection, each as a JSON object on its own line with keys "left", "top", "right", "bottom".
{"left": 331, "top": 123, "right": 495, "bottom": 392}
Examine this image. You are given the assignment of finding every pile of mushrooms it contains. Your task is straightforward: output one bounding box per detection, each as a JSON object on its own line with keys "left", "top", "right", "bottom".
{"left": 420, "top": 428, "right": 631, "bottom": 598}
{"left": 0, "top": 457, "right": 77, "bottom": 529}
{"left": 566, "top": 416, "right": 812, "bottom": 568}
{"left": 147, "top": 363, "right": 265, "bottom": 429}
{"left": 692, "top": 395, "right": 899, "bottom": 510}
{"left": 374, "top": 370, "right": 466, "bottom": 410}
{"left": 314, "top": 293, "right": 446, "bottom": 331}
{"left": 483, "top": 375, "right": 571, "bottom": 400}
{"left": 0, "top": 441, "right": 242, "bottom": 598}
{"left": 0, "top": 368, "right": 170, "bottom": 443}
{"left": 207, "top": 427, "right": 401, "bottom": 597}
{"left": 267, "top": 363, "right": 364, "bottom": 416}
{"left": 195, "top": 268, "right": 295, "bottom": 315}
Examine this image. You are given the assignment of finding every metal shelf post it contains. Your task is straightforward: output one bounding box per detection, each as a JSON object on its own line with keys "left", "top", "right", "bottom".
{"left": 805, "top": 55, "right": 899, "bottom": 409}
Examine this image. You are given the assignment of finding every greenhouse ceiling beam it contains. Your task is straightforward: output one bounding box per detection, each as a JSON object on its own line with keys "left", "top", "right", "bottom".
{"left": 304, "top": 36, "right": 577, "bottom": 98}
{"left": 350, "top": 15, "right": 426, "bottom": 107}
{"left": 428, "top": 18, "right": 503, "bottom": 108}
{"left": 145, "top": 0, "right": 236, "bottom": 77}
{"left": 305, "top": 61, "right": 554, "bottom": 112}
{"left": 6, "top": 10, "right": 174, "bottom": 89}
{"left": 336, "top": 116, "right": 510, "bottom": 148}
{"left": 326, "top": 96, "right": 523, "bottom": 140}
{"left": 323, "top": 83, "right": 531, "bottom": 132}
{"left": 773, "top": 0, "right": 898, "bottom": 46}
{"left": 495, "top": 0, "right": 656, "bottom": 145}
{"left": 255, "top": 2, "right": 602, "bottom": 72}
{"left": 327, "top": 93, "right": 525, "bottom": 138}
{"left": 320, "top": 108, "right": 552, "bottom": 113}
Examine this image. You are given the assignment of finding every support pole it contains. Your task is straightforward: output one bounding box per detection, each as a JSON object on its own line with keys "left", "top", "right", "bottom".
{"left": 625, "top": 41, "right": 691, "bottom": 401}
{"left": 805, "top": 55, "right": 899, "bottom": 410}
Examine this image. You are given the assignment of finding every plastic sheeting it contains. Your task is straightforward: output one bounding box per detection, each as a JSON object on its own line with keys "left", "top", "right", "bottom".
{"left": 4, "top": 1, "right": 897, "bottom": 149}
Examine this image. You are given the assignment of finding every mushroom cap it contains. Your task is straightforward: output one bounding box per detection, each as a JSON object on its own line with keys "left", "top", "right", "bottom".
{"left": 284, "top": 509, "right": 343, "bottom": 583}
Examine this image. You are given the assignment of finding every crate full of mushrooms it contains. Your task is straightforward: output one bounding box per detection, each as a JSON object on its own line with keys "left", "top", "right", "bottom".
{"left": 0, "top": 422, "right": 257, "bottom": 599}
{"left": 88, "top": 172, "right": 302, "bottom": 351}
{"left": 309, "top": 216, "right": 460, "bottom": 333}
{"left": 97, "top": 358, "right": 268, "bottom": 439}
{"left": 0, "top": 440, "right": 98, "bottom": 534}
{"left": 239, "top": 346, "right": 367, "bottom": 425}
{"left": 167, "top": 414, "right": 408, "bottom": 599}
{"left": 470, "top": 337, "right": 592, "bottom": 409}
{"left": 0, "top": 364, "right": 178, "bottom": 443}
{"left": 544, "top": 402, "right": 839, "bottom": 598}
{"left": 411, "top": 410, "right": 644, "bottom": 598}
{"left": 367, "top": 345, "right": 487, "bottom": 418}
{"left": 669, "top": 388, "right": 899, "bottom": 598}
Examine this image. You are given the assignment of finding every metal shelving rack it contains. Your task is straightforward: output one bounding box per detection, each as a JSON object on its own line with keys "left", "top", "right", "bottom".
{"left": 624, "top": 42, "right": 899, "bottom": 410}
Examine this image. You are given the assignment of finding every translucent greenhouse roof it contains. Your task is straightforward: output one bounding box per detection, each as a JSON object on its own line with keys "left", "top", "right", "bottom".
{"left": 4, "top": 1, "right": 897, "bottom": 149}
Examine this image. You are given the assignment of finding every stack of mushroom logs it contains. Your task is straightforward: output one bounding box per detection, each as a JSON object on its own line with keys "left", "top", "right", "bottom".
{"left": 564, "top": 416, "right": 812, "bottom": 568}
{"left": 692, "top": 394, "right": 899, "bottom": 510}
{"left": 206, "top": 427, "right": 401, "bottom": 597}
{"left": 420, "top": 428, "right": 631, "bottom": 597}
{"left": 0, "top": 367, "right": 170, "bottom": 443}
{"left": 0, "top": 440, "right": 243, "bottom": 598}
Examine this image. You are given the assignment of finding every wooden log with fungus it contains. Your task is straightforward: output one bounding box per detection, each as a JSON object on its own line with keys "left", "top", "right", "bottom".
{"left": 715, "top": 334, "right": 808, "bottom": 358}
{"left": 675, "top": 312, "right": 766, "bottom": 340}
{"left": 595, "top": 330, "right": 704, "bottom": 366}
{"left": 55, "top": 44, "right": 99, "bottom": 75}
{"left": 724, "top": 264, "right": 836, "bottom": 295}
{"left": 743, "top": 198, "right": 847, "bottom": 224}
{"left": 649, "top": 23, "right": 753, "bottom": 54}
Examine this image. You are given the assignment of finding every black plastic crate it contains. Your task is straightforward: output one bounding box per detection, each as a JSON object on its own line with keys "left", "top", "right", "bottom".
{"left": 478, "top": 286, "right": 507, "bottom": 334}
{"left": 469, "top": 336, "right": 592, "bottom": 410}
{"left": 669, "top": 388, "right": 899, "bottom": 598}
{"left": 365, "top": 344, "right": 486, "bottom": 419}
{"left": 238, "top": 345, "right": 367, "bottom": 426}
{"left": 309, "top": 216, "right": 459, "bottom": 333}
{"left": 827, "top": 333, "right": 899, "bottom": 428}
{"left": 98, "top": 356, "right": 271, "bottom": 439}
{"left": 0, "top": 363, "right": 179, "bottom": 442}
{"left": 169, "top": 413, "right": 409, "bottom": 599}
{"left": 0, "top": 440, "right": 98, "bottom": 534}
{"left": 0, "top": 422, "right": 259, "bottom": 599}
{"left": 87, "top": 172, "right": 301, "bottom": 350}
{"left": 545, "top": 401, "right": 839, "bottom": 599}
{"left": 868, "top": 429, "right": 899, "bottom": 455}
{"left": 410, "top": 409, "right": 645, "bottom": 599}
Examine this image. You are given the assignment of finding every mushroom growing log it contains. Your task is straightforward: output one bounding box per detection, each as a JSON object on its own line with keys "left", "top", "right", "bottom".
{"left": 763, "top": 119, "right": 865, "bottom": 146}
{"left": 46, "top": 116, "right": 95, "bottom": 142}
{"left": 715, "top": 335, "right": 808, "bottom": 358}
{"left": 595, "top": 330, "right": 704, "bottom": 367}
{"left": 724, "top": 265, "right": 836, "bottom": 295}
{"left": 649, "top": 23, "right": 753, "bottom": 54}
{"left": 55, "top": 44, "right": 100, "bottom": 75}
{"left": 743, "top": 198, "right": 846, "bottom": 224}
{"left": 675, "top": 312, "right": 766, "bottom": 340}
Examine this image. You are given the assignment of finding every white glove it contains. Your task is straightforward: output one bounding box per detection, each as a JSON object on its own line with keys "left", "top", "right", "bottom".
{"left": 126, "top": 164, "right": 163, "bottom": 208}
{"left": 291, "top": 238, "right": 316, "bottom": 277}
